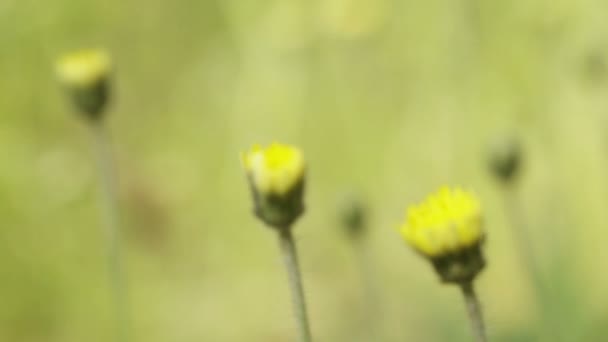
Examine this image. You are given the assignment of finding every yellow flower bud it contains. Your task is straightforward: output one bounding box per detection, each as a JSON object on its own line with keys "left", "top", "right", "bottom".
{"left": 243, "top": 143, "right": 305, "bottom": 196}
{"left": 56, "top": 49, "right": 111, "bottom": 88}
{"left": 55, "top": 49, "right": 111, "bottom": 119}
{"left": 400, "top": 186, "right": 486, "bottom": 283}
{"left": 242, "top": 143, "right": 306, "bottom": 229}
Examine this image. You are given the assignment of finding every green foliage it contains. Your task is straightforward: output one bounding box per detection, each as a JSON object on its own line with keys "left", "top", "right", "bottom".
{"left": 2, "top": 0, "right": 608, "bottom": 340}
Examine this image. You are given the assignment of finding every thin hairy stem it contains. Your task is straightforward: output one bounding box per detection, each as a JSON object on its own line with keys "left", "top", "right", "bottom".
{"left": 460, "top": 282, "right": 487, "bottom": 342}
{"left": 89, "top": 121, "right": 130, "bottom": 342}
{"left": 503, "top": 187, "right": 543, "bottom": 289}
{"left": 502, "top": 185, "right": 554, "bottom": 338}
{"left": 351, "top": 236, "right": 384, "bottom": 341}
{"left": 277, "top": 228, "right": 312, "bottom": 342}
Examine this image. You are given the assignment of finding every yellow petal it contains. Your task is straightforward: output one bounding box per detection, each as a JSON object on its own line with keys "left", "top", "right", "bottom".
{"left": 56, "top": 49, "right": 111, "bottom": 88}
{"left": 241, "top": 142, "right": 305, "bottom": 196}
{"left": 400, "top": 187, "right": 484, "bottom": 258}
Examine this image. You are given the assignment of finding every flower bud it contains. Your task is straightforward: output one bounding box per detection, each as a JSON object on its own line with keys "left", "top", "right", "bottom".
{"left": 487, "top": 136, "right": 522, "bottom": 184}
{"left": 55, "top": 49, "right": 111, "bottom": 120}
{"left": 400, "top": 187, "right": 486, "bottom": 283}
{"left": 338, "top": 193, "right": 367, "bottom": 240}
{"left": 242, "top": 143, "right": 306, "bottom": 229}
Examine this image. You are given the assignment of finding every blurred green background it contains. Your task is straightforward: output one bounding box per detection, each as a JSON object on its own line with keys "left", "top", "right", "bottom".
{"left": 2, "top": 0, "right": 608, "bottom": 341}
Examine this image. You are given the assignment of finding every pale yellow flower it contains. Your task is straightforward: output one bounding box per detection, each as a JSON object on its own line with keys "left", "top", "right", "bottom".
{"left": 320, "top": 0, "right": 388, "bottom": 39}
{"left": 242, "top": 143, "right": 305, "bottom": 197}
{"left": 55, "top": 49, "right": 111, "bottom": 89}
{"left": 401, "top": 187, "right": 484, "bottom": 258}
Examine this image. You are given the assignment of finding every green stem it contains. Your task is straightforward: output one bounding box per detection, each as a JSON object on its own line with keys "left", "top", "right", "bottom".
{"left": 463, "top": 0, "right": 482, "bottom": 44}
{"left": 89, "top": 121, "right": 130, "bottom": 342}
{"left": 503, "top": 187, "right": 541, "bottom": 287}
{"left": 352, "top": 237, "right": 382, "bottom": 341}
{"left": 460, "top": 282, "right": 487, "bottom": 342}
{"left": 502, "top": 185, "right": 552, "bottom": 338}
{"left": 277, "top": 228, "right": 312, "bottom": 342}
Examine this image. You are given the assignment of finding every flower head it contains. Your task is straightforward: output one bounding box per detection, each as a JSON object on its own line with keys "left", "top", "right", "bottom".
{"left": 400, "top": 187, "right": 486, "bottom": 283}
{"left": 243, "top": 143, "right": 305, "bottom": 197}
{"left": 56, "top": 49, "right": 111, "bottom": 89}
{"left": 242, "top": 143, "right": 306, "bottom": 228}
{"left": 55, "top": 49, "right": 111, "bottom": 119}
{"left": 401, "top": 187, "right": 483, "bottom": 257}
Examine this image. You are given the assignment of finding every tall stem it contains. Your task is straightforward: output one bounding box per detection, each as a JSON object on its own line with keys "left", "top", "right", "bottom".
{"left": 502, "top": 186, "right": 541, "bottom": 288}
{"left": 502, "top": 185, "right": 552, "bottom": 338}
{"left": 460, "top": 282, "right": 487, "bottom": 342}
{"left": 89, "top": 121, "right": 130, "bottom": 342}
{"left": 277, "top": 228, "right": 312, "bottom": 342}
{"left": 352, "top": 237, "right": 382, "bottom": 341}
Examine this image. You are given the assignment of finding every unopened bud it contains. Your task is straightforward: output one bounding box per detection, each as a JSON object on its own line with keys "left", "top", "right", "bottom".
{"left": 488, "top": 136, "right": 522, "bottom": 184}
{"left": 242, "top": 143, "right": 306, "bottom": 229}
{"left": 338, "top": 194, "right": 367, "bottom": 240}
{"left": 56, "top": 49, "right": 111, "bottom": 120}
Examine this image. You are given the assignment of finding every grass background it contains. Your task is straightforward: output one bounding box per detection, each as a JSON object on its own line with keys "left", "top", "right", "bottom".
{"left": 2, "top": 0, "right": 608, "bottom": 340}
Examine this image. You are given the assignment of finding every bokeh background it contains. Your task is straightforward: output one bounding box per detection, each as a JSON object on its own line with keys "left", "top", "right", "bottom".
{"left": 2, "top": 0, "right": 608, "bottom": 341}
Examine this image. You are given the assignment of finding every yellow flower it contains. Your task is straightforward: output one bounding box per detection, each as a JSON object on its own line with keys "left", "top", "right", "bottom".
{"left": 401, "top": 186, "right": 484, "bottom": 258}
{"left": 242, "top": 143, "right": 305, "bottom": 196}
{"left": 242, "top": 142, "right": 306, "bottom": 229}
{"left": 55, "top": 49, "right": 112, "bottom": 118}
{"left": 55, "top": 49, "right": 111, "bottom": 89}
